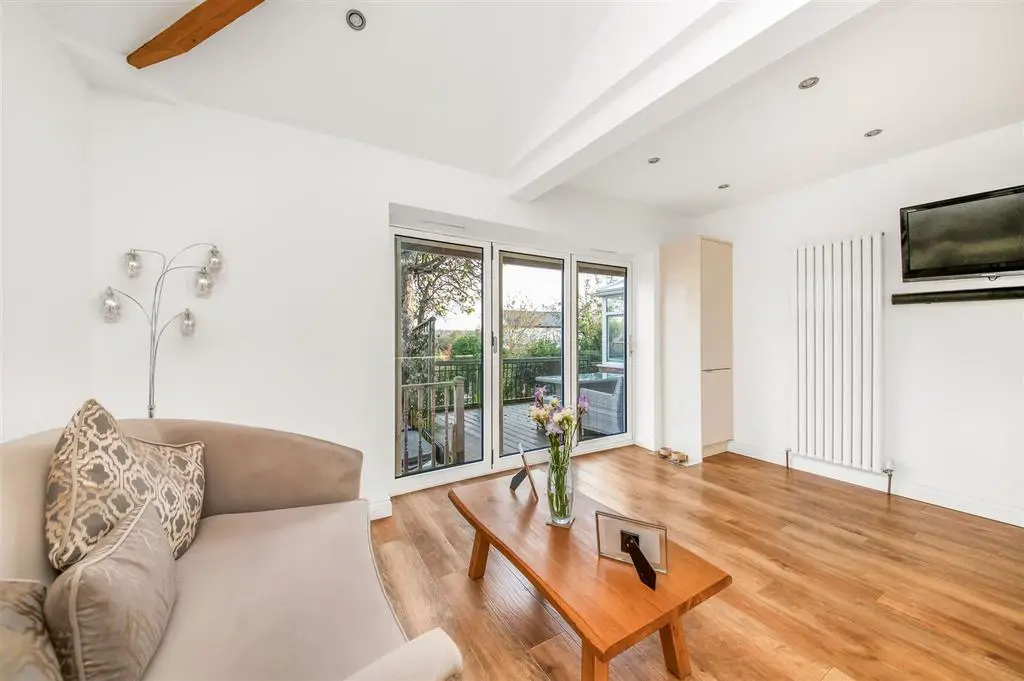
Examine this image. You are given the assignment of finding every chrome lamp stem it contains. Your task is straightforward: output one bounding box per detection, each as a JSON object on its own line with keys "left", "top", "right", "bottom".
{"left": 101, "top": 243, "right": 222, "bottom": 418}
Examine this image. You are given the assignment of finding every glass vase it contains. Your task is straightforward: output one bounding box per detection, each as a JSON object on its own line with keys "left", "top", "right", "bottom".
{"left": 547, "top": 458, "right": 575, "bottom": 527}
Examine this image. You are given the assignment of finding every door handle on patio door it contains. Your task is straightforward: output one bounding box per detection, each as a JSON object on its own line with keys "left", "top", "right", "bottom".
{"left": 492, "top": 332, "right": 498, "bottom": 354}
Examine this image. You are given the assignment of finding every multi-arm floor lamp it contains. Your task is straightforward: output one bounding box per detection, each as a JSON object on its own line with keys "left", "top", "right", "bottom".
{"left": 100, "top": 243, "right": 224, "bottom": 418}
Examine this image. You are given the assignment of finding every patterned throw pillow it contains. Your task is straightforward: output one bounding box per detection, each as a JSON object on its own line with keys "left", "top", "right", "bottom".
{"left": 45, "top": 501, "right": 176, "bottom": 681}
{"left": 0, "top": 580, "right": 62, "bottom": 681}
{"left": 45, "top": 399, "right": 205, "bottom": 571}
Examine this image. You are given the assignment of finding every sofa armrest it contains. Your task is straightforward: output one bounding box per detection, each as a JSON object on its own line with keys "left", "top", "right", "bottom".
{"left": 122, "top": 419, "right": 363, "bottom": 517}
{"left": 343, "top": 629, "right": 463, "bottom": 681}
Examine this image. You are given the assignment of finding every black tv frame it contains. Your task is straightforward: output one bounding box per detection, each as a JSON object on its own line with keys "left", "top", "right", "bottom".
{"left": 900, "top": 183, "right": 1024, "bottom": 281}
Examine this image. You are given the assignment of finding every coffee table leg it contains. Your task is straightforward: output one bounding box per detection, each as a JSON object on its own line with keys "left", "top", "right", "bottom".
{"left": 659, "top": 616, "right": 691, "bottom": 678}
{"left": 581, "top": 641, "right": 609, "bottom": 681}
{"left": 467, "top": 531, "right": 490, "bottom": 580}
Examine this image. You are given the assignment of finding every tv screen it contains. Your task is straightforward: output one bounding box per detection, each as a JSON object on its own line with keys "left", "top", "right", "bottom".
{"left": 900, "top": 184, "right": 1024, "bottom": 281}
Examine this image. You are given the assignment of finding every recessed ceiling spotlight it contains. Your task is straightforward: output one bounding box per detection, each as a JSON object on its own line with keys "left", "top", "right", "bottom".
{"left": 718, "top": 184, "right": 730, "bottom": 189}
{"left": 798, "top": 76, "right": 820, "bottom": 90}
{"left": 647, "top": 157, "right": 661, "bottom": 164}
{"left": 864, "top": 128, "right": 883, "bottom": 138}
{"left": 346, "top": 9, "right": 366, "bottom": 31}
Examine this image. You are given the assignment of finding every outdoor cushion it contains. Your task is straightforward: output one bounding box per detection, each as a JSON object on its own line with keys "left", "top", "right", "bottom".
{"left": 0, "top": 579, "right": 62, "bottom": 681}
{"left": 44, "top": 399, "right": 205, "bottom": 570}
{"left": 45, "top": 502, "right": 176, "bottom": 681}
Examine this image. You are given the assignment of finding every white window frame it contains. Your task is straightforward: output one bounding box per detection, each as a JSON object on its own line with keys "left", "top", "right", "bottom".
{"left": 572, "top": 256, "right": 633, "bottom": 455}
{"left": 391, "top": 226, "right": 634, "bottom": 495}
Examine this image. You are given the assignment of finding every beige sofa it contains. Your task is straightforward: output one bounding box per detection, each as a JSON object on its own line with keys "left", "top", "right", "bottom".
{"left": 1, "top": 419, "right": 462, "bottom": 681}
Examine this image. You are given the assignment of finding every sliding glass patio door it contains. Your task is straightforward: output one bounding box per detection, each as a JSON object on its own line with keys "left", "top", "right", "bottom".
{"left": 496, "top": 250, "right": 567, "bottom": 459}
{"left": 395, "top": 236, "right": 488, "bottom": 478}
{"left": 576, "top": 262, "right": 628, "bottom": 442}
{"left": 394, "top": 231, "right": 630, "bottom": 486}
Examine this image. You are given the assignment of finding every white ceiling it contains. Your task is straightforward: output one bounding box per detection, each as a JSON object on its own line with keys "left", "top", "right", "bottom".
{"left": 33, "top": 1, "right": 1024, "bottom": 216}
{"left": 38, "top": 0, "right": 613, "bottom": 175}
{"left": 569, "top": 1, "right": 1024, "bottom": 216}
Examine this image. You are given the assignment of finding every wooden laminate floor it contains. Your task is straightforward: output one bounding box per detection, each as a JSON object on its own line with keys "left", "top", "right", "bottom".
{"left": 371, "top": 448, "right": 1024, "bottom": 681}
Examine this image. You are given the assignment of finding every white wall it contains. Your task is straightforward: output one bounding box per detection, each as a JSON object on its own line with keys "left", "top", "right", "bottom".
{"left": 0, "top": 4, "right": 93, "bottom": 441}
{"left": 692, "top": 121, "right": 1024, "bottom": 527}
{"left": 87, "top": 94, "right": 680, "bottom": 510}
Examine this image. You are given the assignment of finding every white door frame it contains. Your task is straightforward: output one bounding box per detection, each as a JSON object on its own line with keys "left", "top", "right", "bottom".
{"left": 571, "top": 254, "right": 634, "bottom": 455}
{"left": 490, "top": 242, "right": 574, "bottom": 473}
{"left": 391, "top": 228, "right": 635, "bottom": 496}
{"left": 391, "top": 229, "right": 494, "bottom": 497}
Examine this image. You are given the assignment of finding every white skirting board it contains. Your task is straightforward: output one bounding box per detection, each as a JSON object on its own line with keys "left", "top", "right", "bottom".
{"left": 369, "top": 498, "right": 393, "bottom": 520}
{"left": 728, "top": 440, "right": 1023, "bottom": 528}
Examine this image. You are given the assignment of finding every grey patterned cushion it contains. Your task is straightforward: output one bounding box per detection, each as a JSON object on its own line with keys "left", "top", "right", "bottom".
{"left": 0, "top": 580, "right": 62, "bottom": 681}
{"left": 44, "top": 399, "right": 205, "bottom": 570}
{"left": 44, "top": 501, "right": 176, "bottom": 681}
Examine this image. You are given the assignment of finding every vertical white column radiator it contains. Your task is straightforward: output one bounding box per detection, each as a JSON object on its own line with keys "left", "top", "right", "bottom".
{"left": 794, "top": 234, "right": 883, "bottom": 472}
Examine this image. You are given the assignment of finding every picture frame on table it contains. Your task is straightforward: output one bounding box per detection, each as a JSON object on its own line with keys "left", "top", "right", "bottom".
{"left": 595, "top": 511, "right": 669, "bottom": 574}
{"left": 509, "top": 446, "right": 539, "bottom": 501}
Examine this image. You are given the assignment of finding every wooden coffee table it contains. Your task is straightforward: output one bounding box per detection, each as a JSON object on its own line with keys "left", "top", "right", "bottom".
{"left": 448, "top": 474, "right": 732, "bottom": 681}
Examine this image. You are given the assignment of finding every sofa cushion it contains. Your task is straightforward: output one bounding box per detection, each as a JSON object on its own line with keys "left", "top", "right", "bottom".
{"left": 45, "top": 502, "right": 176, "bottom": 681}
{"left": 45, "top": 399, "right": 205, "bottom": 570}
{"left": 144, "top": 501, "right": 406, "bottom": 681}
{"left": 126, "top": 436, "right": 205, "bottom": 551}
{"left": 0, "top": 580, "right": 62, "bottom": 681}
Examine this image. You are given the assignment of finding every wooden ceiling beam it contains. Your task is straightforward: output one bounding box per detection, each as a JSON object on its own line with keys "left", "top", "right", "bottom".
{"left": 127, "top": 0, "right": 265, "bottom": 69}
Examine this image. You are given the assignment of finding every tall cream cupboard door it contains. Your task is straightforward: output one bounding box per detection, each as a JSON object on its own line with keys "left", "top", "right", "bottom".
{"left": 701, "top": 369, "right": 733, "bottom": 446}
{"left": 700, "top": 239, "right": 732, "bottom": 371}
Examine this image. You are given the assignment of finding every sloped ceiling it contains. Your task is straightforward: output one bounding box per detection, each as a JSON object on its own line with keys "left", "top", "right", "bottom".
{"left": 39, "top": 0, "right": 612, "bottom": 175}
{"left": 36, "top": 0, "right": 1024, "bottom": 215}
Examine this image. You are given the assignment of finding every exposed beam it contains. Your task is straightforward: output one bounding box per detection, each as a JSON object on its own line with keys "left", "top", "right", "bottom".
{"left": 127, "top": 0, "right": 265, "bottom": 69}
{"left": 509, "top": 0, "right": 879, "bottom": 202}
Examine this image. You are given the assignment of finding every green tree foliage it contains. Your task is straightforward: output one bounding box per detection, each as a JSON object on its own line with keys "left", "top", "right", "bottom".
{"left": 577, "top": 278, "right": 603, "bottom": 358}
{"left": 523, "top": 338, "right": 561, "bottom": 357}
{"left": 449, "top": 331, "right": 483, "bottom": 357}
{"left": 401, "top": 247, "right": 482, "bottom": 341}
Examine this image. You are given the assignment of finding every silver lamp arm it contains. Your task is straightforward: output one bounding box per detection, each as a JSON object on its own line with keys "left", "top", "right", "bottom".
{"left": 100, "top": 244, "right": 223, "bottom": 419}
{"left": 108, "top": 287, "right": 151, "bottom": 323}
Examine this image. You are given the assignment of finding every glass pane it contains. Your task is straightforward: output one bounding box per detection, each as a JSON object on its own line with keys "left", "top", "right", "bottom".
{"left": 500, "top": 252, "right": 564, "bottom": 456}
{"left": 577, "top": 262, "right": 627, "bottom": 441}
{"left": 395, "top": 236, "right": 484, "bottom": 477}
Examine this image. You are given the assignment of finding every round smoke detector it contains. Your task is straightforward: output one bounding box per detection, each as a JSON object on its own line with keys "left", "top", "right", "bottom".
{"left": 346, "top": 9, "right": 366, "bottom": 31}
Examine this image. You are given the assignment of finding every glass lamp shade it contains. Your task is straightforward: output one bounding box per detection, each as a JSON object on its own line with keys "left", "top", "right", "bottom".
{"left": 125, "top": 250, "right": 142, "bottom": 278}
{"left": 195, "top": 267, "right": 214, "bottom": 297}
{"left": 180, "top": 309, "right": 196, "bottom": 337}
{"left": 206, "top": 247, "right": 223, "bottom": 273}
{"left": 101, "top": 287, "right": 121, "bottom": 322}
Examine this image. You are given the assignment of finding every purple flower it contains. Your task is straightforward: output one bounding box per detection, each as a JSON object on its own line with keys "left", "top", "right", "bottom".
{"left": 545, "top": 420, "right": 563, "bottom": 437}
{"left": 533, "top": 386, "right": 546, "bottom": 407}
{"left": 577, "top": 393, "right": 590, "bottom": 414}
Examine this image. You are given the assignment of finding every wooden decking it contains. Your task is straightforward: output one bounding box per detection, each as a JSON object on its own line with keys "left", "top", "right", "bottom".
{"left": 438, "top": 402, "right": 549, "bottom": 459}
{"left": 372, "top": 448, "right": 1024, "bottom": 681}
{"left": 402, "top": 403, "right": 548, "bottom": 474}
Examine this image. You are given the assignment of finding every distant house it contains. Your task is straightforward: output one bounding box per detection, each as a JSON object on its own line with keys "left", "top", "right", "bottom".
{"left": 502, "top": 310, "right": 561, "bottom": 329}
{"left": 502, "top": 309, "right": 561, "bottom": 349}
{"left": 595, "top": 283, "right": 625, "bottom": 369}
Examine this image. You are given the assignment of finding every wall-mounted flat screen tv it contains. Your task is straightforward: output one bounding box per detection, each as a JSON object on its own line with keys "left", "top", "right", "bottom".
{"left": 900, "top": 184, "right": 1024, "bottom": 281}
